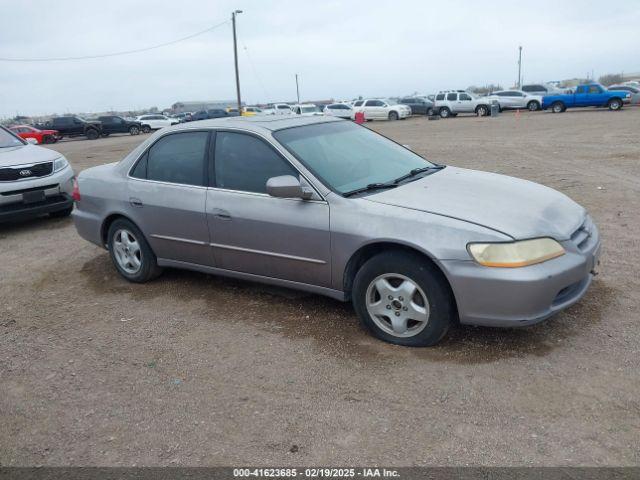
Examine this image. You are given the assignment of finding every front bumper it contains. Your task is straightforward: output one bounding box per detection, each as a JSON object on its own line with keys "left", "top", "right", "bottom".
{"left": 0, "top": 165, "right": 74, "bottom": 222}
{"left": 442, "top": 219, "right": 601, "bottom": 327}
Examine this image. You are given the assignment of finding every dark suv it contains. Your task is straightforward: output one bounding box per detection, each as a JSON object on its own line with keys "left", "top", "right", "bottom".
{"left": 398, "top": 97, "right": 435, "bottom": 116}
{"left": 191, "top": 109, "right": 230, "bottom": 121}
{"left": 97, "top": 116, "right": 143, "bottom": 136}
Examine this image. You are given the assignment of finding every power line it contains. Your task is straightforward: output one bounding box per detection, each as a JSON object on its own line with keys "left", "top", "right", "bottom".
{"left": 0, "top": 21, "right": 229, "bottom": 62}
{"left": 242, "top": 42, "right": 271, "bottom": 101}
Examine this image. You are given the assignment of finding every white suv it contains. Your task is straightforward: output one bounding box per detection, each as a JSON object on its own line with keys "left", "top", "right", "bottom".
{"left": 434, "top": 91, "right": 492, "bottom": 118}
{"left": 351, "top": 99, "right": 411, "bottom": 121}
{"left": 0, "top": 126, "right": 75, "bottom": 222}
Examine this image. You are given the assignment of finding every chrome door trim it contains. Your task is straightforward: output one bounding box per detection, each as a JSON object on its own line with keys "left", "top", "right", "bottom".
{"left": 157, "top": 258, "right": 345, "bottom": 301}
{"left": 209, "top": 242, "right": 327, "bottom": 265}
{"left": 206, "top": 186, "right": 326, "bottom": 204}
{"left": 150, "top": 234, "right": 208, "bottom": 246}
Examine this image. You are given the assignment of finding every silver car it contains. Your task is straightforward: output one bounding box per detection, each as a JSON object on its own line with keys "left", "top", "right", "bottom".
{"left": 73, "top": 116, "right": 601, "bottom": 347}
{"left": 0, "top": 126, "right": 74, "bottom": 222}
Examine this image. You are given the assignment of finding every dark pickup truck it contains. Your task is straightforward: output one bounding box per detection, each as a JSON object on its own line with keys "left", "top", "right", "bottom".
{"left": 96, "top": 116, "right": 143, "bottom": 136}
{"left": 36, "top": 116, "right": 102, "bottom": 140}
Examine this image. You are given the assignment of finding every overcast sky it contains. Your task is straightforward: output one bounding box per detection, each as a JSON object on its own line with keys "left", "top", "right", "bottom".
{"left": 1, "top": 0, "right": 639, "bottom": 117}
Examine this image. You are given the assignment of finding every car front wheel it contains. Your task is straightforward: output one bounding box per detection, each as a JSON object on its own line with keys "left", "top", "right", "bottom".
{"left": 439, "top": 107, "right": 451, "bottom": 118}
{"left": 388, "top": 111, "right": 399, "bottom": 121}
{"left": 129, "top": 126, "right": 140, "bottom": 135}
{"left": 141, "top": 125, "right": 151, "bottom": 134}
{"left": 352, "top": 251, "right": 454, "bottom": 347}
{"left": 107, "top": 219, "right": 162, "bottom": 283}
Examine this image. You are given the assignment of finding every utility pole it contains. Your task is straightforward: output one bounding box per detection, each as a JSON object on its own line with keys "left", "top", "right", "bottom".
{"left": 517, "top": 45, "right": 523, "bottom": 88}
{"left": 232, "top": 10, "right": 243, "bottom": 113}
{"left": 295, "top": 74, "right": 300, "bottom": 104}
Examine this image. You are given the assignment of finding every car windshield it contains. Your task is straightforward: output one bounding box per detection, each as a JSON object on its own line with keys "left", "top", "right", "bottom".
{"left": 273, "top": 121, "right": 435, "bottom": 194}
{"left": 0, "top": 128, "right": 26, "bottom": 148}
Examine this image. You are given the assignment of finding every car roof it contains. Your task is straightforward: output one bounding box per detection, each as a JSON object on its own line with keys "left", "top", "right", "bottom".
{"left": 170, "top": 115, "right": 343, "bottom": 133}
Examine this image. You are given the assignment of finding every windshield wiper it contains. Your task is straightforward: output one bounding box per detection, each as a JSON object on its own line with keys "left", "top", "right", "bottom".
{"left": 391, "top": 165, "right": 445, "bottom": 185}
{"left": 342, "top": 182, "right": 399, "bottom": 197}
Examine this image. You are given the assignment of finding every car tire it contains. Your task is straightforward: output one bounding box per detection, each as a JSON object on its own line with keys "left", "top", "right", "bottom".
{"left": 43, "top": 135, "right": 53, "bottom": 144}
{"left": 439, "top": 107, "right": 451, "bottom": 118}
{"left": 608, "top": 98, "right": 622, "bottom": 111}
{"left": 107, "top": 219, "right": 163, "bottom": 283}
{"left": 475, "top": 105, "right": 489, "bottom": 117}
{"left": 352, "top": 251, "right": 454, "bottom": 347}
{"left": 86, "top": 129, "right": 100, "bottom": 140}
{"left": 102, "top": 133, "right": 110, "bottom": 137}
{"left": 129, "top": 126, "right": 140, "bottom": 135}
{"left": 141, "top": 125, "right": 151, "bottom": 134}
{"left": 388, "top": 111, "right": 399, "bottom": 121}
{"left": 551, "top": 101, "right": 565, "bottom": 113}
{"left": 49, "top": 207, "right": 73, "bottom": 218}
{"left": 527, "top": 100, "right": 540, "bottom": 111}
{"left": 426, "top": 108, "right": 434, "bottom": 116}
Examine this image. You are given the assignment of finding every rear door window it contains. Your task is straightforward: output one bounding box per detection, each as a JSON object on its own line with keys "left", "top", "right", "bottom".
{"left": 137, "top": 131, "right": 209, "bottom": 186}
{"left": 446, "top": 93, "right": 457, "bottom": 101}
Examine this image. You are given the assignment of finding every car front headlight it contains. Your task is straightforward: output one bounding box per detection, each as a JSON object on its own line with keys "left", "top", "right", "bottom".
{"left": 467, "top": 238, "right": 565, "bottom": 268}
{"left": 53, "top": 156, "right": 69, "bottom": 172}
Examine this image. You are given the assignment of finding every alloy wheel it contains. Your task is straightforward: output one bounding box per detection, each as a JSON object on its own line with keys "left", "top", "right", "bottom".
{"left": 365, "top": 273, "right": 430, "bottom": 338}
{"left": 113, "top": 229, "right": 142, "bottom": 274}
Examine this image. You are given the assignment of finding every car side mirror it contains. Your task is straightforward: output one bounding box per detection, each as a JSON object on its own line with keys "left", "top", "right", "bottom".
{"left": 266, "top": 175, "right": 313, "bottom": 200}
{"left": 26, "top": 137, "right": 39, "bottom": 145}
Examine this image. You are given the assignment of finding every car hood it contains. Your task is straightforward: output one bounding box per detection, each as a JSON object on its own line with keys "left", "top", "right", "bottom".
{"left": 364, "top": 166, "right": 585, "bottom": 240}
{"left": 0, "top": 144, "right": 61, "bottom": 168}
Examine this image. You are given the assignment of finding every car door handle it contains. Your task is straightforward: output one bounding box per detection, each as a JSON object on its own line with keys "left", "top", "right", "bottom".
{"left": 211, "top": 208, "right": 231, "bottom": 220}
{"left": 129, "top": 197, "right": 143, "bottom": 207}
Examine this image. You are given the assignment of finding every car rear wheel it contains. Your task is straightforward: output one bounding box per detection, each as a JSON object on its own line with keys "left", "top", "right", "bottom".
{"left": 527, "top": 100, "right": 540, "bottom": 111}
{"left": 107, "top": 219, "right": 163, "bottom": 283}
{"left": 86, "top": 129, "right": 100, "bottom": 140}
{"left": 608, "top": 98, "right": 622, "bottom": 111}
{"left": 129, "top": 126, "right": 140, "bottom": 135}
{"left": 551, "top": 101, "right": 565, "bottom": 113}
{"left": 352, "top": 251, "right": 454, "bottom": 347}
{"left": 388, "top": 111, "right": 399, "bottom": 121}
{"left": 426, "top": 108, "right": 435, "bottom": 116}
{"left": 476, "top": 105, "right": 489, "bottom": 117}
{"left": 439, "top": 107, "right": 451, "bottom": 118}
{"left": 141, "top": 125, "right": 151, "bottom": 134}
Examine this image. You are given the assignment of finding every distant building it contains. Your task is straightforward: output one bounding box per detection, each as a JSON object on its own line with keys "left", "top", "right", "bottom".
{"left": 171, "top": 100, "right": 243, "bottom": 113}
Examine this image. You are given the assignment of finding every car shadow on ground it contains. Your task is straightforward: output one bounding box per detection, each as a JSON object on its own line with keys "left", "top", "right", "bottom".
{"left": 77, "top": 252, "right": 616, "bottom": 366}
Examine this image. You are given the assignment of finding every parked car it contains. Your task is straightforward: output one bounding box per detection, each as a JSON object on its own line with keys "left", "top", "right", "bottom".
{"left": 434, "top": 91, "right": 492, "bottom": 118}
{"left": 0, "top": 126, "right": 75, "bottom": 222}
{"left": 173, "top": 112, "right": 193, "bottom": 123}
{"left": 608, "top": 84, "right": 640, "bottom": 105}
{"left": 398, "top": 97, "right": 435, "bottom": 116}
{"left": 242, "top": 106, "right": 264, "bottom": 116}
{"left": 191, "top": 109, "right": 230, "bottom": 121}
{"left": 9, "top": 125, "right": 59, "bottom": 144}
{"left": 135, "top": 115, "right": 179, "bottom": 132}
{"left": 542, "top": 83, "right": 631, "bottom": 113}
{"left": 97, "top": 116, "right": 143, "bottom": 136}
{"left": 522, "top": 83, "right": 568, "bottom": 96}
{"left": 483, "top": 90, "right": 543, "bottom": 111}
{"left": 351, "top": 99, "right": 411, "bottom": 120}
{"left": 72, "top": 116, "right": 600, "bottom": 347}
{"left": 36, "top": 116, "right": 102, "bottom": 140}
{"left": 264, "top": 103, "right": 293, "bottom": 115}
{"left": 292, "top": 104, "right": 323, "bottom": 116}
{"left": 323, "top": 103, "right": 353, "bottom": 119}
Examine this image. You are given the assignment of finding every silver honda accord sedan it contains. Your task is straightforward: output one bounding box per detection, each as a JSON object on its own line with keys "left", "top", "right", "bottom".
{"left": 73, "top": 116, "right": 601, "bottom": 346}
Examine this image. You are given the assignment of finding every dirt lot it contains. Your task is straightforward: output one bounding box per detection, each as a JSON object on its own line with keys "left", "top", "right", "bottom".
{"left": 1, "top": 109, "right": 639, "bottom": 466}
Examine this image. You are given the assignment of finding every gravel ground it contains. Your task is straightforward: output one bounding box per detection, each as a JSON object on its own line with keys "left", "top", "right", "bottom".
{"left": 1, "top": 109, "right": 639, "bottom": 466}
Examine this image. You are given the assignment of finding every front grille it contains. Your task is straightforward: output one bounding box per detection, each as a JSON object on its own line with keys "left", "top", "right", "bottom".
{"left": 570, "top": 216, "right": 595, "bottom": 251}
{"left": 0, "top": 162, "right": 53, "bottom": 181}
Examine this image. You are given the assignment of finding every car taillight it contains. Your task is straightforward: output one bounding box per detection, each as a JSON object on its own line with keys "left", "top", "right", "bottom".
{"left": 72, "top": 178, "right": 81, "bottom": 201}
